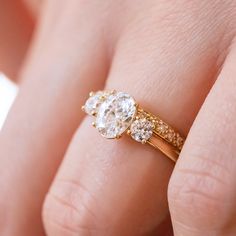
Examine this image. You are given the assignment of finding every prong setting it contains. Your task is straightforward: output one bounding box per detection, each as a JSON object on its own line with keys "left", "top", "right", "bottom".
{"left": 81, "top": 89, "right": 185, "bottom": 162}
{"left": 89, "top": 91, "right": 95, "bottom": 97}
{"left": 115, "top": 134, "right": 122, "bottom": 139}
{"left": 141, "top": 140, "right": 147, "bottom": 144}
{"left": 83, "top": 91, "right": 106, "bottom": 116}
{"left": 130, "top": 118, "right": 154, "bottom": 143}
{"left": 110, "top": 89, "right": 116, "bottom": 95}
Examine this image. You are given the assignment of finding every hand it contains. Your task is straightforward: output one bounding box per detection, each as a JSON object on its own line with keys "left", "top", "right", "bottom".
{"left": 1, "top": 1, "right": 236, "bottom": 235}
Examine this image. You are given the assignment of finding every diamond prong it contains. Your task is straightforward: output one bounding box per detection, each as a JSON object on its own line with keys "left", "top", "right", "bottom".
{"left": 89, "top": 91, "right": 95, "bottom": 97}
{"left": 110, "top": 89, "right": 116, "bottom": 95}
{"left": 99, "top": 95, "right": 106, "bottom": 100}
{"left": 91, "top": 111, "right": 96, "bottom": 116}
{"left": 92, "top": 122, "right": 96, "bottom": 127}
{"left": 81, "top": 105, "right": 85, "bottom": 111}
{"left": 151, "top": 120, "right": 156, "bottom": 127}
{"left": 115, "top": 134, "right": 122, "bottom": 139}
{"left": 141, "top": 140, "right": 147, "bottom": 144}
{"left": 127, "top": 130, "right": 131, "bottom": 135}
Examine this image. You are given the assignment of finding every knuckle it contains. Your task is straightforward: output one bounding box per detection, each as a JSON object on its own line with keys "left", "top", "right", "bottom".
{"left": 168, "top": 148, "right": 232, "bottom": 229}
{"left": 43, "top": 179, "right": 107, "bottom": 236}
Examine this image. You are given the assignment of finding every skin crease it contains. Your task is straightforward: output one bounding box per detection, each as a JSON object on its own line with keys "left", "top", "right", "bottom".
{"left": 0, "top": 0, "right": 236, "bottom": 235}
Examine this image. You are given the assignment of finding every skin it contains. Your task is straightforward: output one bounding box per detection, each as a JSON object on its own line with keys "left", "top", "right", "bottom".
{"left": 1, "top": 0, "right": 236, "bottom": 235}
{"left": 0, "top": 0, "right": 34, "bottom": 80}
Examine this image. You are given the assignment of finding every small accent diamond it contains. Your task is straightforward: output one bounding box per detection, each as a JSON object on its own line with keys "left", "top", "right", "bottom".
{"left": 176, "top": 135, "right": 184, "bottom": 148}
{"left": 130, "top": 118, "right": 154, "bottom": 143}
{"left": 165, "top": 130, "right": 175, "bottom": 142}
{"left": 156, "top": 121, "right": 168, "bottom": 134}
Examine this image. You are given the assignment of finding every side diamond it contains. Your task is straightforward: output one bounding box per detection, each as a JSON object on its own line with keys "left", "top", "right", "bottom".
{"left": 83, "top": 91, "right": 105, "bottom": 116}
{"left": 130, "top": 118, "right": 154, "bottom": 143}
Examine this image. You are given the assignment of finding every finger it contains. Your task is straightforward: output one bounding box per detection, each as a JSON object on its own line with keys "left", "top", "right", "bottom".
{"left": 23, "top": 0, "right": 42, "bottom": 17}
{"left": 0, "top": 1, "right": 34, "bottom": 80}
{"left": 43, "top": 2, "right": 234, "bottom": 235}
{"left": 153, "top": 215, "right": 173, "bottom": 236}
{"left": 0, "top": 1, "right": 108, "bottom": 235}
{"left": 169, "top": 42, "right": 236, "bottom": 235}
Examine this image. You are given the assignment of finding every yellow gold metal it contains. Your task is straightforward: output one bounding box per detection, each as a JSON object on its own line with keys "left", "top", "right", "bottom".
{"left": 82, "top": 90, "right": 185, "bottom": 163}
{"left": 141, "top": 140, "right": 147, "bottom": 144}
{"left": 123, "top": 107, "right": 185, "bottom": 162}
{"left": 92, "top": 122, "right": 96, "bottom": 127}
{"left": 89, "top": 91, "right": 94, "bottom": 97}
{"left": 136, "top": 108, "right": 184, "bottom": 152}
{"left": 147, "top": 136, "right": 179, "bottom": 162}
{"left": 100, "top": 95, "right": 106, "bottom": 100}
{"left": 126, "top": 130, "right": 131, "bottom": 135}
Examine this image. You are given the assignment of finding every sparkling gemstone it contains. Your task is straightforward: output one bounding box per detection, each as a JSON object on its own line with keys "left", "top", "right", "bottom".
{"left": 156, "top": 122, "right": 168, "bottom": 134}
{"left": 166, "top": 130, "right": 175, "bottom": 142}
{"left": 84, "top": 91, "right": 105, "bottom": 116}
{"left": 130, "top": 118, "right": 154, "bottom": 143}
{"left": 176, "top": 135, "right": 184, "bottom": 148}
{"left": 96, "top": 92, "right": 137, "bottom": 138}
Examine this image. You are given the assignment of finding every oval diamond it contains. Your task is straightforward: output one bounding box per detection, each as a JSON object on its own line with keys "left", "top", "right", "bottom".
{"left": 96, "top": 92, "right": 137, "bottom": 138}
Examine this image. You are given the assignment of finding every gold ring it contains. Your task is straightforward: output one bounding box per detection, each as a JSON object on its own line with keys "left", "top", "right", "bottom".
{"left": 82, "top": 90, "right": 185, "bottom": 162}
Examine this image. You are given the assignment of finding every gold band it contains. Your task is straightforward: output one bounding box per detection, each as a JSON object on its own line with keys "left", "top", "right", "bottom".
{"left": 134, "top": 108, "right": 184, "bottom": 162}
{"left": 82, "top": 90, "right": 185, "bottom": 162}
{"left": 136, "top": 108, "right": 184, "bottom": 151}
{"left": 148, "top": 135, "right": 180, "bottom": 162}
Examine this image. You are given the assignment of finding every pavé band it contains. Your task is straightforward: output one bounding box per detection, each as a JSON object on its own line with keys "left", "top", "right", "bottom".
{"left": 82, "top": 90, "right": 185, "bottom": 162}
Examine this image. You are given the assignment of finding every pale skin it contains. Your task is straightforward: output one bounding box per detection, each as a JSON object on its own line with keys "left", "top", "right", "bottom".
{"left": 1, "top": 0, "right": 236, "bottom": 235}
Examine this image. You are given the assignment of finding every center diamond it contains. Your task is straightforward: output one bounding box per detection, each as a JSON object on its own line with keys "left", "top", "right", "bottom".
{"left": 96, "top": 92, "right": 137, "bottom": 139}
